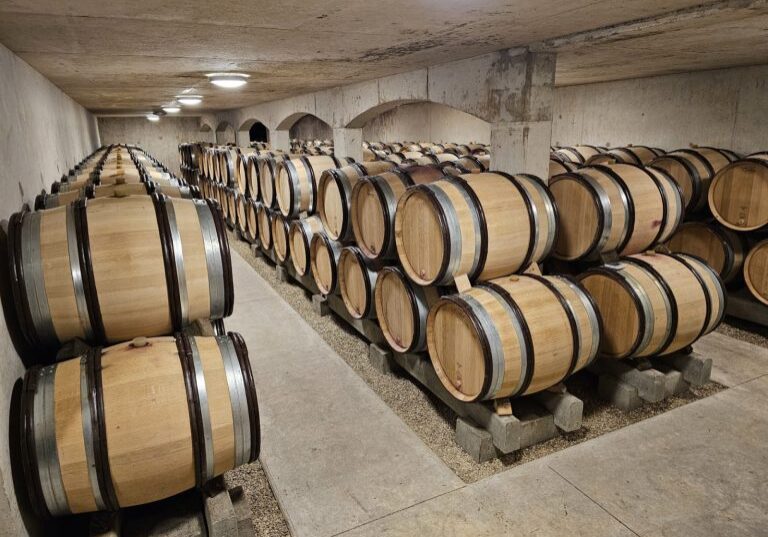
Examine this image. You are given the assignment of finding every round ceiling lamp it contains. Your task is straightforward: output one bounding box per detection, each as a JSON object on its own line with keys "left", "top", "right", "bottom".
{"left": 176, "top": 95, "right": 203, "bottom": 105}
{"left": 207, "top": 73, "right": 249, "bottom": 88}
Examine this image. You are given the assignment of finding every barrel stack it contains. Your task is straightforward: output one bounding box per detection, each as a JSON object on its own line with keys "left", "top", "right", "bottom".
{"left": 7, "top": 144, "right": 260, "bottom": 520}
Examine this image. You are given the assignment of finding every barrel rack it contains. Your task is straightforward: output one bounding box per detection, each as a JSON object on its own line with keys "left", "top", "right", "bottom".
{"left": 240, "top": 233, "right": 715, "bottom": 462}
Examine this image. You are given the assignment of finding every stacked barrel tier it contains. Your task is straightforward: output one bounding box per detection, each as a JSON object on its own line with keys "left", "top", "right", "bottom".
{"left": 579, "top": 252, "right": 725, "bottom": 360}
{"left": 274, "top": 155, "right": 354, "bottom": 217}
{"left": 426, "top": 274, "right": 600, "bottom": 402}
{"left": 585, "top": 146, "right": 665, "bottom": 166}
{"left": 550, "top": 163, "right": 683, "bottom": 261}
{"left": 258, "top": 154, "right": 294, "bottom": 209}
{"left": 234, "top": 148, "right": 257, "bottom": 196}
{"left": 317, "top": 161, "right": 397, "bottom": 243}
{"left": 648, "top": 147, "right": 738, "bottom": 213}
{"left": 289, "top": 216, "right": 323, "bottom": 277}
{"left": 7, "top": 195, "right": 234, "bottom": 355}
{"left": 375, "top": 266, "right": 449, "bottom": 353}
{"left": 664, "top": 221, "right": 745, "bottom": 283}
{"left": 20, "top": 333, "right": 259, "bottom": 517}
{"left": 395, "top": 172, "right": 556, "bottom": 285}
{"left": 744, "top": 239, "right": 768, "bottom": 305}
{"left": 552, "top": 145, "right": 607, "bottom": 165}
{"left": 338, "top": 246, "right": 380, "bottom": 319}
{"left": 351, "top": 165, "right": 445, "bottom": 262}
{"left": 37, "top": 182, "right": 201, "bottom": 210}
{"left": 708, "top": 153, "right": 768, "bottom": 231}
{"left": 440, "top": 154, "right": 491, "bottom": 177}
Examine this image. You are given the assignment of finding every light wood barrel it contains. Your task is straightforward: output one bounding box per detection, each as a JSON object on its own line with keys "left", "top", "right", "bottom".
{"left": 235, "top": 149, "right": 256, "bottom": 196}
{"left": 665, "top": 222, "right": 745, "bottom": 283}
{"left": 225, "top": 187, "right": 238, "bottom": 228}
{"left": 338, "top": 246, "right": 378, "bottom": 319}
{"left": 708, "top": 155, "right": 768, "bottom": 231}
{"left": 550, "top": 163, "right": 683, "bottom": 261}
{"left": 256, "top": 204, "right": 273, "bottom": 250}
{"left": 271, "top": 212, "right": 291, "bottom": 264}
{"left": 442, "top": 155, "right": 491, "bottom": 177}
{"left": 552, "top": 145, "right": 605, "bottom": 165}
{"left": 275, "top": 155, "right": 354, "bottom": 217}
{"left": 744, "top": 239, "right": 768, "bottom": 305}
{"left": 243, "top": 199, "right": 259, "bottom": 243}
{"left": 585, "top": 146, "right": 665, "bottom": 166}
{"left": 579, "top": 252, "right": 724, "bottom": 360}
{"left": 37, "top": 182, "right": 200, "bottom": 210}
{"left": 258, "top": 155, "right": 290, "bottom": 208}
{"left": 649, "top": 147, "right": 737, "bottom": 212}
{"left": 289, "top": 216, "right": 323, "bottom": 277}
{"left": 375, "top": 266, "right": 445, "bottom": 353}
{"left": 247, "top": 155, "right": 260, "bottom": 201}
{"left": 548, "top": 158, "right": 578, "bottom": 178}
{"left": 20, "top": 333, "right": 259, "bottom": 517}
{"left": 350, "top": 165, "right": 445, "bottom": 262}
{"left": 427, "top": 274, "right": 600, "bottom": 402}
{"left": 218, "top": 150, "right": 236, "bottom": 186}
{"left": 395, "top": 172, "right": 557, "bottom": 285}
{"left": 235, "top": 194, "right": 248, "bottom": 236}
{"left": 310, "top": 232, "right": 342, "bottom": 295}
{"left": 7, "top": 196, "right": 233, "bottom": 353}
{"left": 317, "top": 161, "right": 396, "bottom": 242}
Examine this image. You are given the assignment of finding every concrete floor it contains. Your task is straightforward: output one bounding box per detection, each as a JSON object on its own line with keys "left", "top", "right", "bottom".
{"left": 227, "top": 251, "right": 768, "bottom": 537}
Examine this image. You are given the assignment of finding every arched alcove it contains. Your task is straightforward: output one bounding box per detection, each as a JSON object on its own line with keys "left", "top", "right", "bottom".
{"left": 215, "top": 121, "right": 236, "bottom": 144}
{"left": 199, "top": 123, "right": 215, "bottom": 143}
{"left": 286, "top": 114, "right": 333, "bottom": 141}
{"left": 237, "top": 118, "right": 270, "bottom": 145}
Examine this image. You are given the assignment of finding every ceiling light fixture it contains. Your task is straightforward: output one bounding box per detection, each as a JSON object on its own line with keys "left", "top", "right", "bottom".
{"left": 206, "top": 73, "right": 249, "bottom": 89}
{"left": 146, "top": 113, "right": 160, "bottom": 122}
{"left": 162, "top": 104, "right": 181, "bottom": 113}
{"left": 177, "top": 95, "right": 203, "bottom": 105}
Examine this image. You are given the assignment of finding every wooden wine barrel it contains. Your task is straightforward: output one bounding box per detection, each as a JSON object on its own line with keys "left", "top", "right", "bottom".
{"left": 665, "top": 222, "right": 744, "bottom": 283}
{"left": 36, "top": 182, "right": 200, "bottom": 210}
{"left": 222, "top": 187, "right": 237, "bottom": 228}
{"left": 218, "top": 150, "right": 236, "bottom": 186}
{"left": 235, "top": 149, "right": 256, "bottom": 195}
{"left": 427, "top": 274, "right": 600, "bottom": 401}
{"left": 338, "top": 246, "right": 378, "bottom": 319}
{"left": 350, "top": 165, "right": 445, "bottom": 262}
{"left": 374, "top": 266, "right": 445, "bottom": 353}
{"left": 247, "top": 155, "right": 260, "bottom": 201}
{"left": 256, "top": 204, "right": 273, "bottom": 250}
{"left": 743, "top": 239, "right": 768, "bottom": 305}
{"left": 550, "top": 163, "right": 683, "bottom": 261}
{"left": 317, "top": 161, "right": 397, "bottom": 242}
{"left": 275, "top": 155, "right": 354, "bottom": 217}
{"left": 288, "top": 216, "right": 323, "bottom": 277}
{"left": 708, "top": 155, "right": 768, "bottom": 231}
{"left": 395, "top": 172, "right": 557, "bottom": 285}
{"left": 552, "top": 145, "right": 606, "bottom": 165}
{"left": 244, "top": 199, "right": 259, "bottom": 243}
{"left": 442, "top": 155, "right": 490, "bottom": 177}
{"left": 580, "top": 252, "right": 724, "bottom": 360}
{"left": 310, "top": 232, "right": 342, "bottom": 295}
{"left": 649, "top": 147, "right": 737, "bottom": 212}
{"left": 258, "top": 155, "right": 290, "bottom": 208}
{"left": 235, "top": 194, "right": 248, "bottom": 237}
{"left": 271, "top": 212, "right": 291, "bottom": 264}
{"left": 548, "top": 158, "right": 577, "bottom": 178}
{"left": 20, "top": 333, "right": 259, "bottom": 517}
{"left": 7, "top": 197, "right": 234, "bottom": 353}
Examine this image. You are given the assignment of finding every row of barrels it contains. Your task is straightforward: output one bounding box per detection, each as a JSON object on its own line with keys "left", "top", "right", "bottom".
{"left": 220, "top": 154, "right": 723, "bottom": 404}
{"left": 8, "top": 144, "right": 259, "bottom": 518}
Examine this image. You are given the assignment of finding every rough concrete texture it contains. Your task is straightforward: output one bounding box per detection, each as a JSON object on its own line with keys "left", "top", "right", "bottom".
{"left": 0, "top": 43, "right": 100, "bottom": 537}
{"left": 98, "top": 116, "right": 204, "bottom": 175}
{"left": 289, "top": 114, "right": 332, "bottom": 141}
{"left": 553, "top": 64, "right": 768, "bottom": 155}
{"left": 697, "top": 329, "right": 768, "bottom": 388}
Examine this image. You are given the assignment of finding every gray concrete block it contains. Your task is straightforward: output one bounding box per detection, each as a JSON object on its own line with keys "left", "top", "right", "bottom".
{"left": 516, "top": 401, "right": 558, "bottom": 448}
{"left": 456, "top": 417, "right": 496, "bottom": 463}
{"left": 312, "top": 294, "right": 330, "bottom": 316}
{"left": 533, "top": 391, "right": 583, "bottom": 432}
{"left": 229, "top": 487, "right": 254, "bottom": 537}
{"left": 657, "top": 366, "right": 688, "bottom": 396}
{"left": 593, "top": 360, "right": 666, "bottom": 402}
{"left": 598, "top": 375, "right": 642, "bottom": 411}
{"left": 250, "top": 243, "right": 262, "bottom": 257}
{"left": 668, "top": 352, "right": 712, "bottom": 387}
{"left": 276, "top": 264, "right": 288, "bottom": 282}
{"left": 204, "top": 486, "right": 238, "bottom": 537}
{"left": 369, "top": 344, "right": 397, "bottom": 376}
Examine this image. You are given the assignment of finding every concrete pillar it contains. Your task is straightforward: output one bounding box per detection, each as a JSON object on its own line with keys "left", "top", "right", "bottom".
{"left": 489, "top": 51, "right": 556, "bottom": 182}
{"left": 333, "top": 128, "right": 363, "bottom": 162}
{"left": 271, "top": 130, "right": 291, "bottom": 152}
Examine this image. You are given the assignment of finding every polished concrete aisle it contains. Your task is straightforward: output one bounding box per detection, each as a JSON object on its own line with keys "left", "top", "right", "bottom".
{"left": 229, "top": 251, "right": 768, "bottom": 537}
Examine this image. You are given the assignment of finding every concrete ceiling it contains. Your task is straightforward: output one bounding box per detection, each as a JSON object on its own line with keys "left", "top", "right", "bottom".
{"left": 0, "top": 0, "right": 766, "bottom": 113}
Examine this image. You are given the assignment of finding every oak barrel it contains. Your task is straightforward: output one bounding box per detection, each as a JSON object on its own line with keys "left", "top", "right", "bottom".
{"left": 258, "top": 155, "right": 290, "bottom": 209}
{"left": 395, "top": 172, "right": 557, "bottom": 285}
{"left": 244, "top": 199, "right": 259, "bottom": 243}
{"left": 256, "top": 204, "right": 273, "bottom": 250}
{"left": 235, "top": 194, "right": 248, "bottom": 237}
{"left": 427, "top": 274, "right": 600, "bottom": 401}
{"left": 275, "top": 155, "right": 354, "bottom": 217}
{"left": 288, "top": 216, "right": 323, "bottom": 277}
{"left": 247, "top": 155, "right": 260, "bottom": 201}
{"left": 665, "top": 222, "right": 744, "bottom": 283}
{"left": 586, "top": 146, "right": 664, "bottom": 166}
{"left": 548, "top": 158, "right": 577, "bottom": 178}
{"left": 350, "top": 165, "right": 445, "bottom": 262}
{"left": 20, "top": 333, "right": 259, "bottom": 517}
{"left": 317, "top": 161, "right": 396, "bottom": 242}
{"left": 310, "top": 232, "right": 342, "bottom": 295}
{"left": 743, "top": 239, "right": 768, "bottom": 305}
{"left": 708, "top": 155, "right": 768, "bottom": 231}
{"left": 7, "top": 196, "right": 233, "bottom": 353}
{"left": 338, "top": 246, "right": 378, "bottom": 319}
{"left": 271, "top": 212, "right": 291, "bottom": 264}
{"left": 552, "top": 145, "right": 605, "bottom": 165}
{"left": 374, "top": 267, "right": 445, "bottom": 353}
{"left": 649, "top": 147, "right": 737, "bottom": 212}
{"left": 579, "top": 252, "right": 724, "bottom": 360}
{"left": 550, "top": 163, "right": 683, "bottom": 261}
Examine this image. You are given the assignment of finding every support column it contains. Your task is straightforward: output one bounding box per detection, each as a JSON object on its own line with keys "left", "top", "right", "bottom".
{"left": 271, "top": 130, "right": 291, "bottom": 152}
{"left": 333, "top": 128, "right": 363, "bottom": 162}
{"left": 489, "top": 51, "right": 556, "bottom": 182}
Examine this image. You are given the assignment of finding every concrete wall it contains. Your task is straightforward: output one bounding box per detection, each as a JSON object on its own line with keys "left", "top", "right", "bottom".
{"left": 98, "top": 116, "right": 205, "bottom": 175}
{"left": 0, "top": 42, "right": 100, "bottom": 537}
{"left": 289, "top": 114, "right": 333, "bottom": 141}
{"left": 362, "top": 102, "right": 490, "bottom": 144}
{"left": 552, "top": 64, "right": 768, "bottom": 155}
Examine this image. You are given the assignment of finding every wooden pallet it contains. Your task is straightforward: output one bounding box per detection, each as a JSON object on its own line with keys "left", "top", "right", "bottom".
{"left": 725, "top": 287, "right": 768, "bottom": 327}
